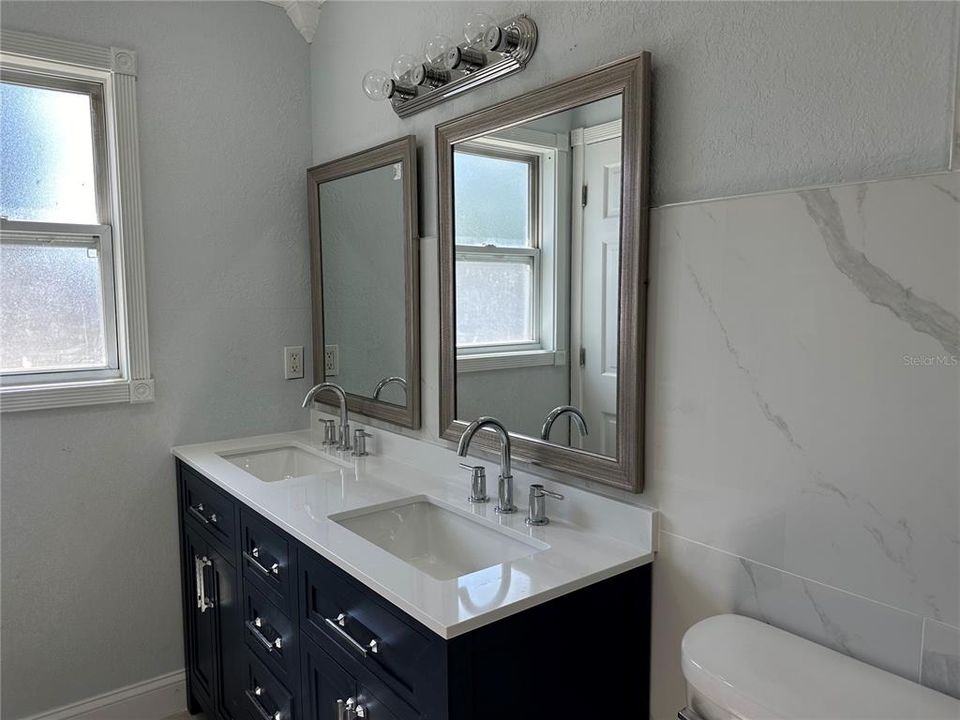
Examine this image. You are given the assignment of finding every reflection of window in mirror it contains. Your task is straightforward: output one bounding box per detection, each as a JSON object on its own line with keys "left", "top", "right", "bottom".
{"left": 453, "top": 132, "right": 569, "bottom": 373}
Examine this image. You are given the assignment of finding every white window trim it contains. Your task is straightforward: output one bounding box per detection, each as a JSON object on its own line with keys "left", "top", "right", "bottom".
{"left": 454, "top": 128, "right": 571, "bottom": 373}
{"left": 0, "top": 30, "right": 153, "bottom": 412}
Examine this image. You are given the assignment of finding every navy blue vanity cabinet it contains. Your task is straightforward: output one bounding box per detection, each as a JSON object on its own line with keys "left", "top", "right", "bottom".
{"left": 177, "top": 463, "right": 244, "bottom": 720}
{"left": 177, "top": 460, "right": 652, "bottom": 720}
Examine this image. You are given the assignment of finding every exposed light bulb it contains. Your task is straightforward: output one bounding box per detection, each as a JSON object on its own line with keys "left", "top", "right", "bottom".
{"left": 362, "top": 69, "right": 394, "bottom": 101}
{"left": 424, "top": 34, "right": 459, "bottom": 71}
{"left": 463, "top": 12, "right": 496, "bottom": 47}
{"left": 391, "top": 53, "right": 426, "bottom": 86}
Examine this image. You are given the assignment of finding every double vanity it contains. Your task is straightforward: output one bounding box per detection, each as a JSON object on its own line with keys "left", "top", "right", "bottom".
{"left": 176, "top": 43, "right": 657, "bottom": 720}
{"left": 174, "top": 427, "right": 656, "bottom": 719}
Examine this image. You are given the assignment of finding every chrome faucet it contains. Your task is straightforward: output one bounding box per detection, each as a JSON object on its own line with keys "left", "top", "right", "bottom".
{"left": 457, "top": 416, "right": 516, "bottom": 513}
{"left": 373, "top": 376, "right": 407, "bottom": 400}
{"left": 540, "top": 405, "right": 589, "bottom": 442}
{"left": 302, "top": 382, "right": 351, "bottom": 451}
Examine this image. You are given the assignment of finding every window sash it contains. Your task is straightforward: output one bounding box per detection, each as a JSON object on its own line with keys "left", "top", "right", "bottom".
{"left": 456, "top": 246, "right": 541, "bottom": 353}
{"left": 454, "top": 143, "right": 548, "bottom": 356}
{"left": 0, "top": 220, "right": 120, "bottom": 385}
{"left": 0, "top": 67, "right": 110, "bottom": 225}
{"left": 454, "top": 144, "right": 540, "bottom": 250}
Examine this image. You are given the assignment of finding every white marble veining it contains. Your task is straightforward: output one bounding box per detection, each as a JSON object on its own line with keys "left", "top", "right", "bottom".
{"left": 647, "top": 171, "right": 959, "bottom": 715}
{"left": 173, "top": 430, "right": 656, "bottom": 638}
{"left": 647, "top": 171, "right": 960, "bottom": 627}
{"left": 922, "top": 619, "right": 960, "bottom": 699}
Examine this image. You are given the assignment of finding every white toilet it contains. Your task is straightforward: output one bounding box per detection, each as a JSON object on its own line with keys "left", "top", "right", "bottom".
{"left": 680, "top": 614, "right": 960, "bottom": 720}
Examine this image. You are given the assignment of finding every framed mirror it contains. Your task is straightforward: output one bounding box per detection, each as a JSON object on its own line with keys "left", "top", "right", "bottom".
{"left": 308, "top": 136, "right": 420, "bottom": 428}
{"left": 437, "top": 54, "right": 650, "bottom": 491}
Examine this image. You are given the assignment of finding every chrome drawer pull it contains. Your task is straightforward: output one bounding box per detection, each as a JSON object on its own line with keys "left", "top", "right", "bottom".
{"left": 340, "top": 698, "right": 366, "bottom": 719}
{"left": 243, "top": 547, "right": 279, "bottom": 577}
{"left": 245, "top": 687, "right": 282, "bottom": 720}
{"left": 246, "top": 617, "right": 282, "bottom": 652}
{"left": 193, "top": 555, "right": 213, "bottom": 613}
{"left": 188, "top": 503, "right": 217, "bottom": 525}
{"left": 324, "top": 613, "right": 380, "bottom": 656}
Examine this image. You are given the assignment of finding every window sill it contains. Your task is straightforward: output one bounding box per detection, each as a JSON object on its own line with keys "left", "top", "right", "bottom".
{"left": 0, "top": 377, "right": 155, "bottom": 412}
{"left": 457, "top": 349, "right": 565, "bottom": 373}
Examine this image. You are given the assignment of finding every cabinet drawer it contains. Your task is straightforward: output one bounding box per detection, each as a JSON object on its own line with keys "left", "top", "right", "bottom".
{"left": 243, "top": 582, "right": 299, "bottom": 688}
{"left": 241, "top": 508, "right": 296, "bottom": 614}
{"left": 242, "top": 651, "right": 296, "bottom": 720}
{"left": 299, "top": 550, "right": 443, "bottom": 711}
{"left": 300, "top": 633, "right": 421, "bottom": 720}
{"left": 181, "top": 464, "right": 237, "bottom": 552}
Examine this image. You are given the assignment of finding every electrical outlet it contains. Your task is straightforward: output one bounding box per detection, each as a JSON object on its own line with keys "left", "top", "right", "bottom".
{"left": 284, "top": 346, "right": 304, "bottom": 380}
{"left": 324, "top": 345, "right": 339, "bottom": 377}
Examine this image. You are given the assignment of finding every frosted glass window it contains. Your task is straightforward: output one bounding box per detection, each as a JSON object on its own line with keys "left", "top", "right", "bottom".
{"left": 456, "top": 257, "right": 534, "bottom": 347}
{"left": 454, "top": 151, "right": 531, "bottom": 248}
{"left": 1, "top": 80, "right": 100, "bottom": 223}
{"left": 1, "top": 240, "right": 109, "bottom": 372}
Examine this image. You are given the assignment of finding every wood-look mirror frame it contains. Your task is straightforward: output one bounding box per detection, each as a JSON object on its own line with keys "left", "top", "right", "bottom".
{"left": 307, "top": 136, "right": 421, "bottom": 429}
{"left": 437, "top": 54, "right": 651, "bottom": 492}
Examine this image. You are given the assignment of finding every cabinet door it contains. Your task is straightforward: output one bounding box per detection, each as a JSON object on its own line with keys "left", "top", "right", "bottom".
{"left": 184, "top": 523, "right": 217, "bottom": 705}
{"left": 301, "top": 635, "right": 356, "bottom": 720}
{"left": 207, "top": 541, "right": 243, "bottom": 720}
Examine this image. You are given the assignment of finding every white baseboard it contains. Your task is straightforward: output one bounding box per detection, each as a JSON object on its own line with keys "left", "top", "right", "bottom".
{"left": 20, "top": 670, "right": 187, "bottom": 720}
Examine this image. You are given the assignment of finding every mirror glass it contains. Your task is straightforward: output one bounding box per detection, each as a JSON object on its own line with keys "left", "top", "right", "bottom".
{"left": 318, "top": 162, "right": 408, "bottom": 406}
{"left": 453, "top": 94, "right": 623, "bottom": 458}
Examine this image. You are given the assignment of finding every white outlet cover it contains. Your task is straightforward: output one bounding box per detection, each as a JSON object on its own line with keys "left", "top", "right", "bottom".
{"left": 284, "top": 346, "right": 304, "bottom": 380}
{"left": 324, "top": 344, "right": 339, "bottom": 377}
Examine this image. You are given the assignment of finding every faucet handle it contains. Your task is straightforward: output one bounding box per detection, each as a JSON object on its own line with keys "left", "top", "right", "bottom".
{"left": 459, "top": 464, "right": 489, "bottom": 504}
{"left": 526, "top": 484, "right": 563, "bottom": 526}
{"left": 321, "top": 419, "right": 338, "bottom": 446}
{"left": 351, "top": 429, "right": 372, "bottom": 457}
{"left": 533, "top": 485, "right": 564, "bottom": 501}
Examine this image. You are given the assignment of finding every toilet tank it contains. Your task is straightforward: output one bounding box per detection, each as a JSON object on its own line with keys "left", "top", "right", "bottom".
{"left": 680, "top": 614, "right": 959, "bottom": 720}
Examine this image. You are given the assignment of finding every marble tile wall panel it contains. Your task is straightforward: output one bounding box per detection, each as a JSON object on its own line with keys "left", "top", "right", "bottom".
{"left": 645, "top": 172, "right": 960, "bottom": 628}
{"left": 922, "top": 619, "right": 960, "bottom": 699}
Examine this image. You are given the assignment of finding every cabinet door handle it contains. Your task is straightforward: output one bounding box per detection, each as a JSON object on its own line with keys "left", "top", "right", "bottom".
{"left": 338, "top": 698, "right": 366, "bottom": 719}
{"left": 243, "top": 548, "right": 279, "bottom": 577}
{"left": 245, "top": 618, "right": 282, "bottom": 652}
{"left": 188, "top": 503, "right": 217, "bottom": 526}
{"left": 324, "top": 613, "right": 380, "bottom": 656}
{"left": 245, "top": 687, "right": 281, "bottom": 720}
{"left": 193, "top": 555, "right": 214, "bottom": 613}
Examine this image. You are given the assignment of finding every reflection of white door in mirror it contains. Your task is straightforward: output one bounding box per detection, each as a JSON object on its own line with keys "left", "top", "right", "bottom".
{"left": 572, "top": 122, "right": 622, "bottom": 457}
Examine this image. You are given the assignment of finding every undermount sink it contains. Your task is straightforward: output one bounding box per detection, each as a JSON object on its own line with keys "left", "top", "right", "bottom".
{"left": 329, "top": 497, "right": 548, "bottom": 581}
{"left": 219, "top": 445, "right": 340, "bottom": 482}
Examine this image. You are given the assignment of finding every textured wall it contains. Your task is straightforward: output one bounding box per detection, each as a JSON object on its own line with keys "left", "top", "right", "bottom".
{"left": 0, "top": 3, "right": 312, "bottom": 717}
{"left": 309, "top": 1, "right": 960, "bottom": 716}
{"left": 311, "top": 1, "right": 957, "bottom": 210}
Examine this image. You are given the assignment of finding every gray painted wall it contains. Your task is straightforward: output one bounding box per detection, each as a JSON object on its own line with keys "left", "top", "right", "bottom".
{"left": 0, "top": 3, "right": 312, "bottom": 717}
{"left": 311, "top": 1, "right": 957, "bottom": 210}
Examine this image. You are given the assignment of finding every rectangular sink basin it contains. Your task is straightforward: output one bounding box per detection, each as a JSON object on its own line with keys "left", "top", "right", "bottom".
{"left": 330, "top": 497, "right": 548, "bottom": 581}
{"left": 219, "top": 445, "right": 340, "bottom": 483}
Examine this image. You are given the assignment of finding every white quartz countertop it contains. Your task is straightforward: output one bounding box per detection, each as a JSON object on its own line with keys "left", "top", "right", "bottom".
{"left": 173, "top": 428, "right": 656, "bottom": 638}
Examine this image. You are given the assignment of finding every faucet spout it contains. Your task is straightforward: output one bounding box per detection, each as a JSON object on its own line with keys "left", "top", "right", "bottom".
{"left": 302, "top": 382, "right": 351, "bottom": 450}
{"left": 457, "top": 416, "right": 515, "bottom": 513}
{"left": 540, "top": 405, "right": 589, "bottom": 441}
{"left": 372, "top": 376, "right": 407, "bottom": 400}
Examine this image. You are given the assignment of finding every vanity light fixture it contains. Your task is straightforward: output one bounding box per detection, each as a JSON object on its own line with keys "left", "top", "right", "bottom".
{"left": 361, "top": 14, "right": 537, "bottom": 117}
